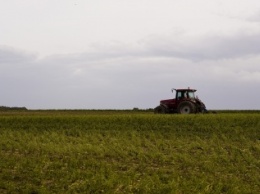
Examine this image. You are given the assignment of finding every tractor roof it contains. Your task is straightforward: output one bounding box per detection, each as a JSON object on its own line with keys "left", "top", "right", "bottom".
{"left": 173, "top": 88, "right": 197, "bottom": 92}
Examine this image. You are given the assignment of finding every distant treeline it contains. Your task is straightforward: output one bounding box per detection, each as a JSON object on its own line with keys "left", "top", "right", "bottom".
{"left": 0, "top": 106, "right": 259, "bottom": 113}
{"left": 0, "top": 106, "right": 27, "bottom": 111}
{"left": 210, "top": 110, "right": 260, "bottom": 113}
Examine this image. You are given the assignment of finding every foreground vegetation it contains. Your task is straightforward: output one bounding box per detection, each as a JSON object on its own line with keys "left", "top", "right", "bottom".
{"left": 0, "top": 110, "right": 259, "bottom": 193}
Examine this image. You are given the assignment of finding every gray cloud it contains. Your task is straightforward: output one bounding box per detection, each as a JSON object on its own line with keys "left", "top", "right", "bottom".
{"left": 247, "top": 10, "right": 260, "bottom": 22}
{"left": 37, "top": 31, "right": 260, "bottom": 65}
{"left": 142, "top": 32, "right": 260, "bottom": 61}
{"left": 0, "top": 45, "right": 37, "bottom": 64}
{"left": 1, "top": 35, "right": 260, "bottom": 110}
{"left": 2, "top": 31, "right": 260, "bottom": 65}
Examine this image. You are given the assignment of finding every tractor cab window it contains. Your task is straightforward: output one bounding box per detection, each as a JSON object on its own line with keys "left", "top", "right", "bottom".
{"left": 187, "top": 91, "right": 195, "bottom": 99}
{"left": 176, "top": 91, "right": 182, "bottom": 99}
{"left": 177, "top": 91, "right": 195, "bottom": 99}
{"left": 177, "top": 91, "right": 187, "bottom": 99}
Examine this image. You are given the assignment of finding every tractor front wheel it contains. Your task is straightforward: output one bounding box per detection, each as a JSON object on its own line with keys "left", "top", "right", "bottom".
{"left": 177, "top": 101, "right": 196, "bottom": 114}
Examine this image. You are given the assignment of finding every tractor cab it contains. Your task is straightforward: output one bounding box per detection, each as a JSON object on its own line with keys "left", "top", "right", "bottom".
{"left": 175, "top": 89, "right": 196, "bottom": 100}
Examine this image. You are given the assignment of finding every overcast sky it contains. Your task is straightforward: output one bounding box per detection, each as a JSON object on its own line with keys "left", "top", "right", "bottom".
{"left": 1, "top": 0, "right": 260, "bottom": 110}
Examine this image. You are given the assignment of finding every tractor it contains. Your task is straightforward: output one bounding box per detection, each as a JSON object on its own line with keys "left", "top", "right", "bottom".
{"left": 154, "top": 88, "right": 207, "bottom": 114}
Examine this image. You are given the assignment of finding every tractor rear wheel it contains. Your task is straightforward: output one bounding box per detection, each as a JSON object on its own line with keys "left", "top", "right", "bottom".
{"left": 154, "top": 105, "right": 167, "bottom": 114}
{"left": 177, "top": 101, "right": 196, "bottom": 114}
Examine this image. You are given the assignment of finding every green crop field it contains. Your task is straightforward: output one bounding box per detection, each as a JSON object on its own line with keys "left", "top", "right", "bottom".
{"left": 0, "top": 110, "right": 259, "bottom": 193}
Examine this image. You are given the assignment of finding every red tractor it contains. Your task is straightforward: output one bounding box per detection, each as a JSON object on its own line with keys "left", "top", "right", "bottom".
{"left": 154, "top": 88, "right": 207, "bottom": 114}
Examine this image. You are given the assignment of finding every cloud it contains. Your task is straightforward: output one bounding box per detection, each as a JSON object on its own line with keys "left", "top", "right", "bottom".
{"left": 247, "top": 10, "right": 260, "bottom": 22}
{"left": 0, "top": 45, "right": 37, "bottom": 64}
{"left": 35, "top": 30, "right": 260, "bottom": 65}
{"left": 1, "top": 35, "right": 260, "bottom": 109}
{"left": 2, "top": 30, "right": 260, "bottom": 67}
{"left": 142, "top": 32, "right": 260, "bottom": 61}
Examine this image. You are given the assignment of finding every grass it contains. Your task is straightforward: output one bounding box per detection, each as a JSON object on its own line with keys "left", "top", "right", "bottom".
{"left": 0, "top": 111, "right": 259, "bottom": 193}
